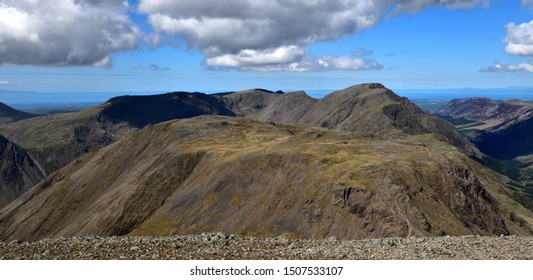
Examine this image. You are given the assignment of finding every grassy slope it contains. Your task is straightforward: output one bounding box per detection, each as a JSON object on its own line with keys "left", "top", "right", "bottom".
{"left": 1, "top": 116, "right": 531, "bottom": 242}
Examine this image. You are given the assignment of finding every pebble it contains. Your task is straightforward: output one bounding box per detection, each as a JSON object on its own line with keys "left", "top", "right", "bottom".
{"left": 1, "top": 235, "right": 533, "bottom": 260}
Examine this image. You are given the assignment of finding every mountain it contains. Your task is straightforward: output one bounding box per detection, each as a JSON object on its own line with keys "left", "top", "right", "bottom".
{"left": 435, "top": 97, "right": 531, "bottom": 125}
{"left": 0, "top": 102, "right": 39, "bottom": 123}
{"left": 1, "top": 116, "right": 532, "bottom": 242}
{"left": 224, "top": 84, "right": 478, "bottom": 157}
{"left": 0, "top": 85, "right": 475, "bottom": 175}
{"left": 434, "top": 97, "right": 533, "bottom": 201}
{"left": 0, "top": 92, "right": 235, "bottom": 174}
{"left": 434, "top": 97, "right": 533, "bottom": 160}
{"left": 0, "top": 84, "right": 483, "bottom": 210}
{"left": 0, "top": 135, "right": 45, "bottom": 208}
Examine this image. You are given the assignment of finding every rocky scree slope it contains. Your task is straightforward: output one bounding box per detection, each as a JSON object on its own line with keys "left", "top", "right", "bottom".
{"left": 2, "top": 234, "right": 533, "bottom": 260}
{"left": 1, "top": 116, "right": 532, "bottom": 242}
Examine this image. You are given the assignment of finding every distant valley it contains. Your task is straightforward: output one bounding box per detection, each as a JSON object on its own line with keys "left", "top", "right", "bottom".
{"left": 0, "top": 84, "right": 532, "bottom": 242}
{"left": 434, "top": 97, "right": 533, "bottom": 199}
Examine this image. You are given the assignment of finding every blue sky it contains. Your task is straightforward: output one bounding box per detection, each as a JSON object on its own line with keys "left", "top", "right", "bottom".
{"left": 1, "top": 0, "right": 533, "bottom": 99}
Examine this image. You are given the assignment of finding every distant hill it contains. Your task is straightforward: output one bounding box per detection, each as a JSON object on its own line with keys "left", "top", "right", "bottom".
{"left": 434, "top": 97, "right": 533, "bottom": 159}
{"left": 101, "top": 91, "right": 234, "bottom": 128}
{"left": 0, "top": 135, "right": 44, "bottom": 208}
{"left": 1, "top": 116, "right": 530, "bottom": 241}
{"left": 434, "top": 97, "right": 533, "bottom": 202}
{"left": 0, "top": 103, "right": 39, "bottom": 123}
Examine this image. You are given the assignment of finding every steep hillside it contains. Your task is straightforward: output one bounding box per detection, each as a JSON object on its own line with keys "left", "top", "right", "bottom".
{"left": 0, "top": 103, "right": 39, "bottom": 123}
{"left": 0, "top": 107, "right": 131, "bottom": 174}
{"left": 435, "top": 97, "right": 533, "bottom": 201}
{"left": 0, "top": 135, "right": 44, "bottom": 208}
{"left": 474, "top": 116, "right": 533, "bottom": 160}
{"left": 1, "top": 116, "right": 531, "bottom": 242}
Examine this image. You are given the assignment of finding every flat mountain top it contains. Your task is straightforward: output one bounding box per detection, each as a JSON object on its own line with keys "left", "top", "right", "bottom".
{"left": 1, "top": 234, "right": 532, "bottom": 260}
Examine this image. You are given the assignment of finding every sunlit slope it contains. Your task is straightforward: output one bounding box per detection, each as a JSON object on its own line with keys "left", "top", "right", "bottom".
{"left": 1, "top": 116, "right": 531, "bottom": 241}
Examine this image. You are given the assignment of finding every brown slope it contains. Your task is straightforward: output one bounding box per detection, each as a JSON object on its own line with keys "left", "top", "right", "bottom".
{"left": 1, "top": 116, "right": 531, "bottom": 242}
{"left": 0, "top": 135, "right": 44, "bottom": 208}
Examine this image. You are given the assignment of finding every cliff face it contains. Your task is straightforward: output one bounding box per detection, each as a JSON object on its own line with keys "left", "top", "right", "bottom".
{"left": 0, "top": 135, "right": 44, "bottom": 208}
{"left": 0, "top": 116, "right": 530, "bottom": 242}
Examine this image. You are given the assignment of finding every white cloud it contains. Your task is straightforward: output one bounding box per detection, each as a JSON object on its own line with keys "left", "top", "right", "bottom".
{"left": 0, "top": 80, "right": 10, "bottom": 85}
{"left": 481, "top": 61, "right": 533, "bottom": 73}
{"left": 0, "top": 0, "right": 140, "bottom": 66}
{"left": 222, "top": 53, "right": 383, "bottom": 72}
{"left": 504, "top": 20, "right": 533, "bottom": 56}
{"left": 138, "top": 0, "right": 485, "bottom": 71}
{"left": 206, "top": 46, "right": 306, "bottom": 68}
{"left": 0, "top": 0, "right": 490, "bottom": 70}
{"left": 489, "top": 19, "right": 533, "bottom": 74}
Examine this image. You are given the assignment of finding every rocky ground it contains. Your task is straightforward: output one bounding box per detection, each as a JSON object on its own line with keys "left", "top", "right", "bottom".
{"left": 1, "top": 234, "right": 533, "bottom": 260}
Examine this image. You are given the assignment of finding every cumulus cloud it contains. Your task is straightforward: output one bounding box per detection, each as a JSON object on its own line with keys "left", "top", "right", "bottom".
{"left": 0, "top": 0, "right": 140, "bottom": 66}
{"left": 504, "top": 20, "right": 533, "bottom": 56}
{"left": 486, "top": 18, "right": 533, "bottom": 74}
{"left": 0, "top": 0, "right": 489, "bottom": 70}
{"left": 238, "top": 53, "right": 382, "bottom": 72}
{"left": 481, "top": 61, "right": 533, "bottom": 73}
{"left": 206, "top": 46, "right": 306, "bottom": 68}
{"left": 138, "top": 0, "right": 486, "bottom": 71}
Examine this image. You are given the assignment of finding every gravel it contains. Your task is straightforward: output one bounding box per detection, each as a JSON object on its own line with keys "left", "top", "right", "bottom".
{"left": 1, "top": 234, "right": 533, "bottom": 260}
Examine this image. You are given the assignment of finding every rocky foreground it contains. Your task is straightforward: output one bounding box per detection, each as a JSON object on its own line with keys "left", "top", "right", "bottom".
{"left": 1, "top": 234, "right": 533, "bottom": 260}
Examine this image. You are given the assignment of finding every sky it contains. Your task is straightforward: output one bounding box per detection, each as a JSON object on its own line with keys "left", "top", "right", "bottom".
{"left": 1, "top": 0, "right": 533, "bottom": 99}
